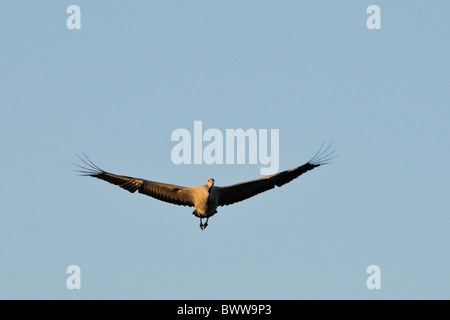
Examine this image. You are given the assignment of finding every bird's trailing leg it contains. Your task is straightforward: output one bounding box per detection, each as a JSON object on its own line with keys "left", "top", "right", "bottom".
{"left": 199, "top": 217, "right": 209, "bottom": 230}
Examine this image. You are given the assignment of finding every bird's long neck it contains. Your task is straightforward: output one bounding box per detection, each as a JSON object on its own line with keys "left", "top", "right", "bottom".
{"left": 207, "top": 179, "right": 214, "bottom": 194}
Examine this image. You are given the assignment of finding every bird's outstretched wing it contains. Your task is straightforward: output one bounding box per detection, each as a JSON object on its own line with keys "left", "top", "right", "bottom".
{"left": 217, "top": 143, "right": 337, "bottom": 207}
{"left": 74, "top": 154, "right": 195, "bottom": 207}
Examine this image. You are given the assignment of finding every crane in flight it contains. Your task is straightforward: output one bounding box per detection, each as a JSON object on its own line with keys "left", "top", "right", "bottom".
{"left": 75, "top": 143, "right": 336, "bottom": 230}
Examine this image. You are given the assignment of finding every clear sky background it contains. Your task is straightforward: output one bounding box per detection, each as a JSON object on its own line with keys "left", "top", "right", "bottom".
{"left": 1, "top": 1, "right": 449, "bottom": 299}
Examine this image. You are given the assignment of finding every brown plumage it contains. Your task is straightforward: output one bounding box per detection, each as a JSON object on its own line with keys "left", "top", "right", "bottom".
{"left": 74, "top": 143, "right": 336, "bottom": 230}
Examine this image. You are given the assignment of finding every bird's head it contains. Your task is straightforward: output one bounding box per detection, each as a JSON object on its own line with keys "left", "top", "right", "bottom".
{"left": 207, "top": 178, "right": 215, "bottom": 188}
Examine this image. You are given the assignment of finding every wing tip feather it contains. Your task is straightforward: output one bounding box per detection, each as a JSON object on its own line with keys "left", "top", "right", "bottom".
{"left": 309, "top": 142, "right": 339, "bottom": 166}
{"left": 73, "top": 153, "right": 104, "bottom": 176}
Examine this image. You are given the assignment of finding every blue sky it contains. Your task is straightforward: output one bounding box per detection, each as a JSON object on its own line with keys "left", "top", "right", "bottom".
{"left": 0, "top": 1, "right": 449, "bottom": 299}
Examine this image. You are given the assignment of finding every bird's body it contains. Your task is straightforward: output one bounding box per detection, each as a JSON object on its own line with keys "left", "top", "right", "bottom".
{"left": 75, "top": 144, "right": 336, "bottom": 230}
{"left": 191, "top": 183, "right": 218, "bottom": 216}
